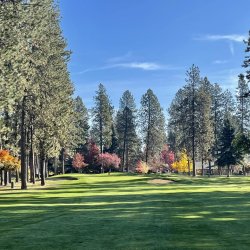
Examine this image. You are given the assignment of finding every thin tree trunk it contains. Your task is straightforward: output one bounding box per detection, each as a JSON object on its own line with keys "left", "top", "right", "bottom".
{"left": 29, "top": 150, "right": 35, "bottom": 184}
{"left": 40, "top": 145, "right": 46, "bottom": 186}
{"left": 16, "top": 169, "right": 19, "bottom": 183}
{"left": 227, "top": 165, "right": 230, "bottom": 177}
{"left": 122, "top": 107, "right": 128, "bottom": 172}
{"left": 29, "top": 125, "right": 35, "bottom": 184}
{"left": 126, "top": 144, "right": 129, "bottom": 172}
{"left": 45, "top": 159, "right": 49, "bottom": 178}
{"left": 201, "top": 158, "right": 204, "bottom": 176}
{"left": 4, "top": 170, "right": 8, "bottom": 186}
{"left": 20, "top": 96, "right": 27, "bottom": 189}
{"left": 8, "top": 170, "right": 11, "bottom": 184}
{"left": 54, "top": 157, "right": 57, "bottom": 175}
{"left": 208, "top": 160, "right": 211, "bottom": 177}
{"left": 26, "top": 153, "right": 29, "bottom": 182}
{"left": 62, "top": 148, "right": 65, "bottom": 174}
{"left": 1, "top": 170, "right": 4, "bottom": 185}
{"left": 36, "top": 154, "right": 40, "bottom": 179}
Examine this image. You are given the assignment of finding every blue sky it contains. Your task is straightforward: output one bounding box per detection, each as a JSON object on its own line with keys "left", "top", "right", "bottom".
{"left": 59, "top": 0, "right": 250, "bottom": 112}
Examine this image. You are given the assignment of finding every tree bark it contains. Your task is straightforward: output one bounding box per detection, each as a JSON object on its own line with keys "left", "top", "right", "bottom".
{"left": 15, "top": 169, "right": 19, "bottom": 183}
{"left": 8, "top": 170, "right": 11, "bottom": 184}
{"left": 40, "top": 146, "right": 46, "bottom": 186}
{"left": 20, "top": 96, "right": 27, "bottom": 189}
{"left": 122, "top": 107, "right": 128, "bottom": 172}
{"left": 1, "top": 170, "right": 4, "bottom": 185}
{"left": 29, "top": 125, "right": 35, "bottom": 184}
{"left": 62, "top": 148, "right": 65, "bottom": 174}
{"left": 29, "top": 150, "right": 35, "bottom": 184}
{"left": 201, "top": 158, "right": 204, "bottom": 176}
{"left": 54, "top": 157, "right": 57, "bottom": 175}
{"left": 227, "top": 165, "right": 230, "bottom": 177}
{"left": 4, "top": 170, "right": 8, "bottom": 186}
{"left": 126, "top": 144, "right": 129, "bottom": 172}
{"left": 45, "top": 159, "right": 49, "bottom": 178}
{"left": 208, "top": 160, "right": 211, "bottom": 177}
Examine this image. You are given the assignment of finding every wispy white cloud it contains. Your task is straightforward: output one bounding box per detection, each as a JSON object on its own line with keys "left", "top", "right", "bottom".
{"left": 73, "top": 61, "right": 181, "bottom": 75}
{"left": 212, "top": 60, "right": 229, "bottom": 64}
{"left": 115, "top": 62, "right": 164, "bottom": 70}
{"left": 195, "top": 34, "right": 247, "bottom": 42}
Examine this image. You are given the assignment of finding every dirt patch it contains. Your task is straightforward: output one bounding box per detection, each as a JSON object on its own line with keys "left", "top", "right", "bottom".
{"left": 148, "top": 179, "right": 174, "bottom": 185}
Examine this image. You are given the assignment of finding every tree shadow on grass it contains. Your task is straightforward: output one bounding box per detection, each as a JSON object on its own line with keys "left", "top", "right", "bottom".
{"left": 1, "top": 176, "right": 250, "bottom": 249}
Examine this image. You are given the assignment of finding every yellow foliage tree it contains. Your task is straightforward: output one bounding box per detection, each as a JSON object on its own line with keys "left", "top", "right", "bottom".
{"left": 172, "top": 150, "right": 193, "bottom": 173}
{"left": 0, "top": 150, "right": 21, "bottom": 171}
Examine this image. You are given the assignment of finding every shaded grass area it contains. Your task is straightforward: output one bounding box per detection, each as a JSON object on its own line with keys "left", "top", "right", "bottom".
{"left": 1, "top": 174, "right": 250, "bottom": 249}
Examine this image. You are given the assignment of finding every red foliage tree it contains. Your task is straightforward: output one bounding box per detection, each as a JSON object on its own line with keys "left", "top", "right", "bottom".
{"left": 97, "top": 153, "right": 121, "bottom": 171}
{"left": 161, "top": 145, "right": 175, "bottom": 169}
{"left": 72, "top": 153, "right": 87, "bottom": 172}
{"left": 85, "top": 140, "right": 100, "bottom": 165}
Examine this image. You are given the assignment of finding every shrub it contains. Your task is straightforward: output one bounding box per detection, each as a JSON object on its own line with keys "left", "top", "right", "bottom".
{"left": 136, "top": 160, "right": 149, "bottom": 174}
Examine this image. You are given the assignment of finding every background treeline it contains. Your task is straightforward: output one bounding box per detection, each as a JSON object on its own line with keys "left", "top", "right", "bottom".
{"left": 168, "top": 32, "right": 250, "bottom": 176}
{"left": 1, "top": 1, "right": 250, "bottom": 189}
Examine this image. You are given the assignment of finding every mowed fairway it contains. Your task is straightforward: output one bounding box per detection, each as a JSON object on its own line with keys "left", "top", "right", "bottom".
{"left": 1, "top": 174, "right": 250, "bottom": 250}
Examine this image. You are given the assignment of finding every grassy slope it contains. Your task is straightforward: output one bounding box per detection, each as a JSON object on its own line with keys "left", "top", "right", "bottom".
{"left": 1, "top": 174, "right": 250, "bottom": 250}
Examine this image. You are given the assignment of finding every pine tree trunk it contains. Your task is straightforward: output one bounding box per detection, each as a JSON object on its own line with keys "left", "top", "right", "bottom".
{"left": 40, "top": 146, "right": 46, "bottom": 186}
{"left": 45, "top": 159, "right": 49, "bottom": 178}
{"left": 26, "top": 154, "right": 29, "bottom": 182}
{"left": 1, "top": 170, "right": 4, "bottom": 185}
{"left": 16, "top": 169, "right": 19, "bottom": 183}
{"left": 201, "top": 158, "right": 204, "bottom": 176}
{"left": 8, "top": 170, "right": 11, "bottom": 184}
{"left": 54, "top": 157, "right": 57, "bottom": 175}
{"left": 208, "top": 160, "right": 211, "bottom": 177}
{"left": 242, "top": 165, "right": 246, "bottom": 176}
{"left": 29, "top": 125, "right": 35, "bottom": 184}
{"left": 62, "top": 149, "right": 65, "bottom": 174}
{"left": 122, "top": 108, "right": 128, "bottom": 172}
{"left": 4, "top": 170, "right": 8, "bottom": 186}
{"left": 126, "top": 145, "right": 129, "bottom": 172}
{"left": 29, "top": 150, "right": 35, "bottom": 184}
{"left": 35, "top": 155, "right": 40, "bottom": 180}
{"left": 227, "top": 165, "right": 230, "bottom": 177}
{"left": 20, "top": 96, "right": 27, "bottom": 189}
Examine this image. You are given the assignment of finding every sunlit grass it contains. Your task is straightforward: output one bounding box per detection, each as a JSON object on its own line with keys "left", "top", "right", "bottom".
{"left": 1, "top": 173, "right": 250, "bottom": 249}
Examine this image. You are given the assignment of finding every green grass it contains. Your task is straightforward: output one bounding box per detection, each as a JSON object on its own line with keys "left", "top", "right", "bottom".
{"left": 1, "top": 173, "right": 250, "bottom": 249}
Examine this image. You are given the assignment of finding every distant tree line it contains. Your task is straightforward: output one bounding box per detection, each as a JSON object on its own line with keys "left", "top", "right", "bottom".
{"left": 168, "top": 31, "right": 250, "bottom": 176}
{"left": 1, "top": 1, "right": 250, "bottom": 189}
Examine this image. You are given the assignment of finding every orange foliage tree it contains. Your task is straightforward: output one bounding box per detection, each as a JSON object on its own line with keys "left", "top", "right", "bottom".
{"left": 0, "top": 150, "right": 21, "bottom": 171}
